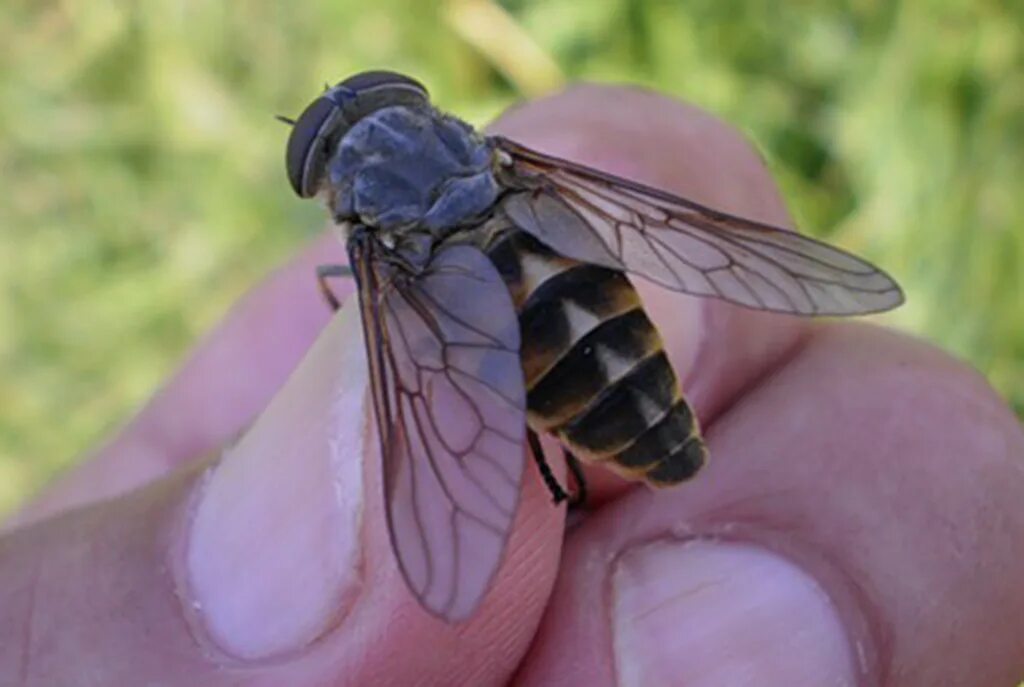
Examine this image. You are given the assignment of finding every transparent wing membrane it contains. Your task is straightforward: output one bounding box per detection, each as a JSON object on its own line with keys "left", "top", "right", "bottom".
{"left": 349, "top": 235, "right": 526, "bottom": 621}
{"left": 496, "top": 137, "right": 904, "bottom": 316}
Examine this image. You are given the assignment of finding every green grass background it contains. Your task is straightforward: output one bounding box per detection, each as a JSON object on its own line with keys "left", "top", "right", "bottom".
{"left": 1, "top": 1, "right": 1022, "bottom": 516}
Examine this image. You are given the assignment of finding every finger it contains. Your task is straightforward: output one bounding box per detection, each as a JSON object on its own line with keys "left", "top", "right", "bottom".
{"left": 13, "top": 232, "right": 348, "bottom": 526}
{"left": 517, "top": 324, "right": 1024, "bottom": 686}
{"left": 1, "top": 301, "right": 563, "bottom": 686}
{"left": 490, "top": 85, "right": 815, "bottom": 503}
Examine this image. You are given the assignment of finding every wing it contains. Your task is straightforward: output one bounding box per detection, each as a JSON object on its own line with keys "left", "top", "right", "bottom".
{"left": 348, "top": 232, "right": 526, "bottom": 621}
{"left": 494, "top": 136, "right": 904, "bottom": 316}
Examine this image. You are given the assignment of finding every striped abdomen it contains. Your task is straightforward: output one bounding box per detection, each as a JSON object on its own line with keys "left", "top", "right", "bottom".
{"left": 483, "top": 228, "right": 707, "bottom": 485}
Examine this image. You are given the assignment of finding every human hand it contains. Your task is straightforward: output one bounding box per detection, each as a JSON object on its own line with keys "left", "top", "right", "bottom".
{"left": 2, "top": 86, "right": 1022, "bottom": 687}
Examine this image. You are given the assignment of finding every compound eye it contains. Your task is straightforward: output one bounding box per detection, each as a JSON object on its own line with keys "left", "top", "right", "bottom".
{"left": 284, "top": 96, "right": 339, "bottom": 197}
{"left": 337, "top": 70, "right": 428, "bottom": 99}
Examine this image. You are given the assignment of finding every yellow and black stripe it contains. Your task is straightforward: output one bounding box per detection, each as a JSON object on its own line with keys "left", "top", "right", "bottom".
{"left": 481, "top": 228, "right": 707, "bottom": 486}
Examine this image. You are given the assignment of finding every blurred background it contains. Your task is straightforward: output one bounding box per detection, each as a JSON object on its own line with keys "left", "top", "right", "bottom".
{"left": 1, "top": 0, "right": 1021, "bottom": 516}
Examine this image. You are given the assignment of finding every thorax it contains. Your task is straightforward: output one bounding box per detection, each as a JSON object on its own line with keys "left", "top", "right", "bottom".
{"left": 326, "top": 105, "right": 500, "bottom": 246}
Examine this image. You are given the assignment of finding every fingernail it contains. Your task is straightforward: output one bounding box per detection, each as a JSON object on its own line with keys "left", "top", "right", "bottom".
{"left": 184, "top": 301, "right": 367, "bottom": 660}
{"left": 612, "top": 539, "right": 857, "bottom": 687}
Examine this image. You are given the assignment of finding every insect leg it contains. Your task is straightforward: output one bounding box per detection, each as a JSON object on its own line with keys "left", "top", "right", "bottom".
{"left": 563, "top": 449, "right": 588, "bottom": 510}
{"left": 316, "top": 263, "right": 353, "bottom": 311}
{"left": 527, "top": 430, "right": 568, "bottom": 505}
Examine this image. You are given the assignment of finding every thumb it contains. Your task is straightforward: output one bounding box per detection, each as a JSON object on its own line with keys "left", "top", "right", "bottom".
{"left": 0, "top": 301, "right": 560, "bottom": 686}
{"left": 0, "top": 305, "right": 367, "bottom": 685}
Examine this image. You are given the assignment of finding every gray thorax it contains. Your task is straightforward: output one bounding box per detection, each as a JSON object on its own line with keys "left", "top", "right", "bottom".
{"left": 326, "top": 104, "right": 500, "bottom": 267}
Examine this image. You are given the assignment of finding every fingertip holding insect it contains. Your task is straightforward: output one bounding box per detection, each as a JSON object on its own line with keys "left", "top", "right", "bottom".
{"left": 611, "top": 539, "right": 859, "bottom": 687}
{"left": 182, "top": 302, "right": 369, "bottom": 660}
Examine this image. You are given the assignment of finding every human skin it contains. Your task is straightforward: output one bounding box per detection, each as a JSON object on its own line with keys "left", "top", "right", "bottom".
{"left": 1, "top": 86, "right": 1022, "bottom": 686}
